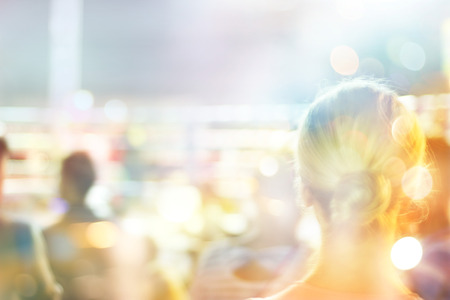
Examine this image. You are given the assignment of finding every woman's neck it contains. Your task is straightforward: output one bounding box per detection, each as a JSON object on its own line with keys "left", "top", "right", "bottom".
{"left": 303, "top": 230, "right": 409, "bottom": 295}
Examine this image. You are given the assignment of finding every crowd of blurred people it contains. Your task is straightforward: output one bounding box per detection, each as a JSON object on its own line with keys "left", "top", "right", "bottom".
{"left": 0, "top": 79, "right": 449, "bottom": 300}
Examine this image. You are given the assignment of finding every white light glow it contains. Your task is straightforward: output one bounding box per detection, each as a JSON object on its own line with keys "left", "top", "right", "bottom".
{"left": 336, "top": 0, "right": 365, "bottom": 21}
{"left": 391, "top": 237, "right": 422, "bottom": 270}
{"left": 401, "top": 166, "right": 433, "bottom": 200}
{"left": 156, "top": 185, "right": 201, "bottom": 223}
{"left": 398, "top": 95, "right": 418, "bottom": 111}
{"left": 220, "top": 213, "right": 249, "bottom": 235}
{"left": 86, "top": 185, "right": 114, "bottom": 218}
{"left": 295, "top": 212, "right": 322, "bottom": 248}
{"left": 121, "top": 218, "right": 148, "bottom": 236}
{"left": 259, "top": 156, "right": 279, "bottom": 177}
{"left": 73, "top": 90, "right": 94, "bottom": 110}
{"left": 330, "top": 45, "right": 359, "bottom": 75}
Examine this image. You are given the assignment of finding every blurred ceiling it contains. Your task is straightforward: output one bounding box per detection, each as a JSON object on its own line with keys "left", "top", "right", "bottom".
{"left": 0, "top": 0, "right": 450, "bottom": 107}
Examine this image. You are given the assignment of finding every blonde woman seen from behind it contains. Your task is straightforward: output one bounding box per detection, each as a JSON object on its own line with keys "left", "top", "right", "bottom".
{"left": 249, "top": 79, "right": 426, "bottom": 300}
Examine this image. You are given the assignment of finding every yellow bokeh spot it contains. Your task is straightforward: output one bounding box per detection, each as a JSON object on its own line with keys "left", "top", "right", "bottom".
{"left": 86, "top": 221, "right": 119, "bottom": 249}
{"left": 391, "top": 237, "right": 422, "bottom": 270}
{"left": 156, "top": 185, "right": 201, "bottom": 223}
{"left": 127, "top": 125, "right": 148, "bottom": 147}
{"left": 330, "top": 45, "right": 359, "bottom": 75}
{"left": 401, "top": 166, "right": 433, "bottom": 200}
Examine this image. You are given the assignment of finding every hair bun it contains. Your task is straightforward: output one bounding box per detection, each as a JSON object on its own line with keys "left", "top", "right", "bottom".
{"left": 330, "top": 171, "right": 392, "bottom": 225}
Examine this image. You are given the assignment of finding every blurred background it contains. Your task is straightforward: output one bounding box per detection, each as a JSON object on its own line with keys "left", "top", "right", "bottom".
{"left": 1, "top": 0, "right": 450, "bottom": 298}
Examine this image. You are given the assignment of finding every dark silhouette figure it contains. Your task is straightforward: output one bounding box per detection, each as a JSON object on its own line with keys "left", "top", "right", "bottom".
{"left": 44, "top": 152, "right": 112, "bottom": 300}
{"left": 0, "top": 137, "right": 62, "bottom": 300}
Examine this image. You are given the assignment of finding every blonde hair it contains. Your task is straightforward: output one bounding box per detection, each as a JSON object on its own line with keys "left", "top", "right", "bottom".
{"left": 296, "top": 79, "right": 426, "bottom": 227}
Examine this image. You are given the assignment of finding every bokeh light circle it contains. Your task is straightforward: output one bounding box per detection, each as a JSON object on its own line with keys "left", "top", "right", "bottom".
{"left": 401, "top": 166, "right": 433, "bottom": 200}
{"left": 391, "top": 237, "right": 422, "bottom": 270}
{"left": 259, "top": 156, "right": 279, "bottom": 177}
{"left": 156, "top": 185, "right": 202, "bottom": 223}
{"left": 400, "top": 42, "right": 426, "bottom": 71}
{"left": 73, "top": 90, "right": 94, "bottom": 110}
{"left": 330, "top": 45, "right": 359, "bottom": 75}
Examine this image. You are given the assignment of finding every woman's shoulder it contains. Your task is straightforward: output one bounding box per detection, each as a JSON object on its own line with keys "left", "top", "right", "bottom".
{"left": 246, "top": 282, "right": 424, "bottom": 300}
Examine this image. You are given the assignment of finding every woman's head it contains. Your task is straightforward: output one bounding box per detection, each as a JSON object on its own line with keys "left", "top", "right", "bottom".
{"left": 296, "top": 79, "right": 426, "bottom": 230}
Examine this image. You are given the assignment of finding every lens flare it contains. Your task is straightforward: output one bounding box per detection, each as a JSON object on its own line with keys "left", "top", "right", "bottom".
{"left": 401, "top": 166, "right": 433, "bottom": 200}
{"left": 391, "top": 237, "right": 422, "bottom": 270}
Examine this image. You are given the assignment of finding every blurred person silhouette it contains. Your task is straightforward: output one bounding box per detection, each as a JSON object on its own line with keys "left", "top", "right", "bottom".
{"left": 249, "top": 79, "right": 426, "bottom": 300}
{"left": 406, "top": 137, "right": 450, "bottom": 300}
{"left": 45, "top": 151, "right": 186, "bottom": 300}
{"left": 0, "top": 137, "right": 62, "bottom": 300}
{"left": 44, "top": 151, "right": 114, "bottom": 300}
